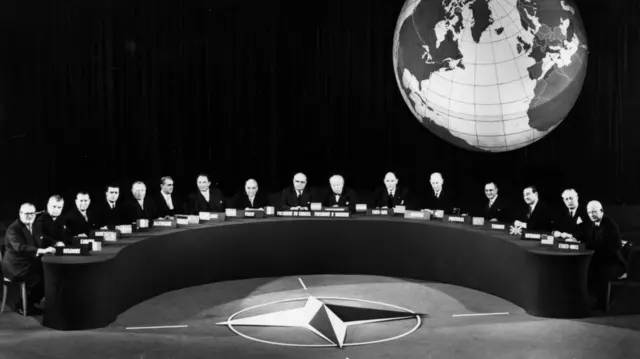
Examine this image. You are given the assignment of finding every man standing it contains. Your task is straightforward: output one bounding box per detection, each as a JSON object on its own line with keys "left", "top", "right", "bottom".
{"left": 33, "top": 195, "right": 69, "bottom": 247}
{"left": 61, "top": 192, "right": 95, "bottom": 237}
{"left": 1, "top": 203, "right": 56, "bottom": 315}
{"left": 280, "top": 173, "right": 313, "bottom": 210}
{"left": 233, "top": 179, "right": 269, "bottom": 210}
{"left": 371, "top": 172, "right": 410, "bottom": 209}
{"left": 188, "top": 173, "right": 226, "bottom": 213}
{"left": 322, "top": 175, "right": 357, "bottom": 212}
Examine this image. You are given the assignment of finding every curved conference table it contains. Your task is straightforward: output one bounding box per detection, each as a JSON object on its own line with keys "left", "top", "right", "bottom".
{"left": 42, "top": 216, "right": 593, "bottom": 331}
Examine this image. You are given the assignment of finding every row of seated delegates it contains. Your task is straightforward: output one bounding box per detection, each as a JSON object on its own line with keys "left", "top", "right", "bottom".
{"left": 279, "top": 173, "right": 358, "bottom": 211}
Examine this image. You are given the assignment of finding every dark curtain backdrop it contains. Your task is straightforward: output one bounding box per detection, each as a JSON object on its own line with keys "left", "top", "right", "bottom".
{"left": 0, "top": 0, "right": 638, "bottom": 219}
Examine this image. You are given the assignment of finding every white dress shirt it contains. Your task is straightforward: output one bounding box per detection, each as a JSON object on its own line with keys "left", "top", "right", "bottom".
{"left": 201, "top": 189, "right": 210, "bottom": 202}
{"left": 162, "top": 192, "right": 174, "bottom": 210}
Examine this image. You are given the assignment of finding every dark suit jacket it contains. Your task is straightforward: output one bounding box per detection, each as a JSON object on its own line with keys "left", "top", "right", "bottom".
{"left": 188, "top": 188, "right": 226, "bottom": 214}
{"left": 60, "top": 206, "right": 96, "bottom": 237}
{"left": 33, "top": 212, "right": 69, "bottom": 246}
{"left": 554, "top": 204, "right": 589, "bottom": 236}
{"left": 155, "top": 192, "right": 183, "bottom": 218}
{"left": 322, "top": 188, "right": 357, "bottom": 212}
{"left": 577, "top": 216, "right": 626, "bottom": 270}
{"left": 233, "top": 192, "right": 270, "bottom": 209}
{"left": 123, "top": 197, "right": 157, "bottom": 223}
{"left": 483, "top": 195, "right": 512, "bottom": 222}
{"left": 421, "top": 187, "right": 457, "bottom": 213}
{"left": 1, "top": 220, "right": 41, "bottom": 281}
{"left": 519, "top": 200, "right": 555, "bottom": 232}
{"left": 280, "top": 187, "right": 313, "bottom": 210}
{"left": 371, "top": 186, "right": 411, "bottom": 209}
{"left": 93, "top": 200, "right": 124, "bottom": 229}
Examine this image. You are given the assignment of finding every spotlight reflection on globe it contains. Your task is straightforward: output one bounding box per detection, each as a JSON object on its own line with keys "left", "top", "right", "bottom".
{"left": 393, "top": 0, "right": 588, "bottom": 152}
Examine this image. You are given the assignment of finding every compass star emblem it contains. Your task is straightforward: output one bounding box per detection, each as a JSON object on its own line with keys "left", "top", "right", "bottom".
{"left": 217, "top": 295, "right": 422, "bottom": 348}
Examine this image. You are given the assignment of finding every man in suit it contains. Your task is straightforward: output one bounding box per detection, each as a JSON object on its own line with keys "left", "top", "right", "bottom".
{"left": 576, "top": 201, "right": 626, "bottom": 311}
{"left": 93, "top": 184, "right": 124, "bottom": 229}
{"left": 233, "top": 179, "right": 269, "bottom": 210}
{"left": 33, "top": 195, "right": 69, "bottom": 247}
{"left": 155, "top": 176, "right": 182, "bottom": 218}
{"left": 482, "top": 182, "right": 511, "bottom": 222}
{"left": 123, "top": 181, "right": 156, "bottom": 223}
{"left": 322, "top": 174, "right": 357, "bottom": 212}
{"left": 280, "top": 173, "right": 313, "bottom": 210}
{"left": 372, "top": 172, "right": 410, "bottom": 209}
{"left": 420, "top": 172, "right": 457, "bottom": 214}
{"left": 1, "top": 203, "right": 56, "bottom": 315}
{"left": 553, "top": 188, "right": 588, "bottom": 239}
{"left": 513, "top": 186, "right": 554, "bottom": 232}
{"left": 60, "top": 192, "right": 95, "bottom": 237}
{"left": 188, "top": 173, "right": 226, "bottom": 214}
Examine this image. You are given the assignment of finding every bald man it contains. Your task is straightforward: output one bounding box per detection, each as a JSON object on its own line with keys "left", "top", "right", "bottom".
{"left": 420, "top": 172, "right": 457, "bottom": 214}
{"left": 371, "top": 172, "right": 411, "bottom": 209}
{"left": 577, "top": 201, "right": 626, "bottom": 311}
{"left": 233, "top": 179, "right": 269, "bottom": 210}
{"left": 280, "top": 173, "right": 313, "bottom": 210}
{"left": 1, "top": 203, "right": 56, "bottom": 315}
{"left": 553, "top": 189, "right": 588, "bottom": 238}
{"left": 322, "top": 175, "right": 357, "bottom": 212}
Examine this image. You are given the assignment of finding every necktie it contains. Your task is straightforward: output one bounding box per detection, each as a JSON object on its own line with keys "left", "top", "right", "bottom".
{"left": 27, "top": 224, "right": 32, "bottom": 235}
{"left": 435, "top": 191, "right": 440, "bottom": 198}
{"left": 570, "top": 209, "right": 574, "bottom": 217}
{"left": 488, "top": 199, "right": 493, "bottom": 208}
{"left": 250, "top": 197, "right": 254, "bottom": 206}
{"left": 527, "top": 205, "right": 533, "bottom": 219}
{"left": 82, "top": 212, "right": 88, "bottom": 221}
{"left": 110, "top": 203, "right": 115, "bottom": 209}
{"left": 388, "top": 190, "right": 394, "bottom": 208}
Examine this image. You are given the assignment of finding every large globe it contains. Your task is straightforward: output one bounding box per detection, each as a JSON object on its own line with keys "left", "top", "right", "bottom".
{"left": 393, "top": 0, "right": 588, "bottom": 152}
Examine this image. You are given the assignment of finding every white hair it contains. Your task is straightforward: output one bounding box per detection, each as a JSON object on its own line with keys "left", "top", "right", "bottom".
{"left": 561, "top": 189, "right": 578, "bottom": 198}
{"left": 329, "top": 175, "right": 344, "bottom": 185}
{"left": 132, "top": 181, "right": 146, "bottom": 190}
{"left": 430, "top": 172, "right": 443, "bottom": 182}
{"left": 587, "top": 200, "right": 603, "bottom": 211}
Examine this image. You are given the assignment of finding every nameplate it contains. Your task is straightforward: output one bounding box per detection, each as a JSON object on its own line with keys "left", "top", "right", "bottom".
{"left": 244, "top": 210, "right": 265, "bottom": 218}
{"left": 297, "top": 211, "right": 312, "bottom": 217}
{"left": 188, "top": 215, "right": 200, "bottom": 224}
{"left": 55, "top": 245, "right": 90, "bottom": 256}
{"left": 310, "top": 203, "right": 323, "bottom": 211}
{"left": 116, "top": 224, "right": 133, "bottom": 234}
{"left": 355, "top": 204, "right": 367, "bottom": 212}
{"left": 367, "top": 209, "right": 392, "bottom": 216}
{"left": 394, "top": 205, "right": 406, "bottom": 214}
{"left": 91, "top": 230, "right": 120, "bottom": 242}
{"left": 266, "top": 206, "right": 275, "bottom": 216}
{"left": 198, "top": 212, "right": 225, "bottom": 222}
{"left": 78, "top": 238, "right": 103, "bottom": 252}
{"left": 136, "top": 219, "right": 150, "bottom": 230}
{"left": 199, "top": 212, "right": 212, "bottom": 221}
{"left": 540, "top": 236, "right": 555, "bottom": 245}
{"left": 153, "top": 219, "right": 177, "bottom": 228}
{"left": 521, "top": 231, "right": 545, "bottom": 241}
{"left": 433, "top": 210, "right": 444, "bottom": 219}
{"left": 486, "top": 223, "right": 508, "bottom": 232}
{"left": 314, "top": 211, "right": 331, "bottom": 217}
{"left": 325, "top": 207, "right": 347, "bottom": 212}
{"left": 471, "top": 217, "right": 485, "bottom": 226}
{"left": 333, "top": 212, "right": 350, "bottom": 218}
{"left": 444, "top": 215, "right": 468, "bottom": 224}
{"left": 404, "top": 210, "right": 430, "bottom": 220}
{"left": 277, "top": 211, "right": 293, "bottom": 217}
{"left": 225, "top": 208, "right": 238, "bottom": 217}
{"left": 553, "top": 241, "right": 586, "bottom": 252}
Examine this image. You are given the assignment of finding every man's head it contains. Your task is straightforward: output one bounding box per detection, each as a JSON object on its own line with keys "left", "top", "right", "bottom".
{"left": 293, "top": 173, "right": 307, "bottom": 191}
{"left": 329, "top": 175, "right": 344, "bottom": 194}
{"left": 523, "top": 186, "right": 539, "bottom": 205}
{"left": 19, "top": 203, "right": 36, "bottom": 225}
{"left": 587, "top": 200, "right": 604, "bottom": 223}
{"left": 105, "top": 184, "right": 120, "bottom": 203}
{"left": 430, "top": 172, "right": 444, "bottom": 192}
{"left": 197, "top": 173, "right": 211, "bottom": 192}
{"left": 76, "top": 192, "right": 91, "bottom": 212}
{"left": 160, "top": 176, "right": 174, "bottom": 195}
{"left": 562, "top": 189, "right": 579, "bottom": 211}
{"left": 245, "top": 179, "right": 258, "bottom": 197}
{"left": 384, "top": 172, "right": 398, "bottom": 190}
{"left": 47, "top": 195, "right": 65, "bottom": 218}
{"left": 485, "top": 182, "right": 498, "bottom": 200}
{"left": 132, "top": 181, "right": 146, "bottom": 201}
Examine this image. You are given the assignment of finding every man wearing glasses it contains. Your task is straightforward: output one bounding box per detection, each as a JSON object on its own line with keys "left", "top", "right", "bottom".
{"left": 280, "top": 172, "right": 313, "bottom": 210}
{"left": 1, "top": 203, "right": 56, "bottom": 315}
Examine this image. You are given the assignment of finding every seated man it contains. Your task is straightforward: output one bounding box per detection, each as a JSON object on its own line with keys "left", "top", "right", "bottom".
{"left": 322, "top": 174, "right": 357, "bottom": 212}
{"left": 233, "top": 179, "right": 269, "bottom": 210}
{"left": 513, "top": 186, "right": 554, "bottom": 232}
{"left": 371, "top": 172, "right": 410, "bottom": 209}
{"left": 577, "top": 201, "right": 626, "bottom": 311}
{"left": 61, "top": 192, "right": 95, "bottom": 237}
{"left": 420, "top": 172, "right": 457, "bottom": 214}
{"left": 93, "top": 183, "right": 125, "bottom": 229}
{"left": 553, "top": 189, "right": 589, "bottom": 239}
{"left": 280, "top": 172, "right": 313, "bottom": 210}
{"left": 33, "top": 195, "right": 69, "bottom": 247}
{"left": 155, "top": 176, "right": 183, "bottom": 218}
{"left": 482, "top": 182, "right": 511, "bottom": 222}
{"left": 188, "top": 173, "right": 226, "bottom": 214}
{"left": 123, "top": 181, "right": 156, "bottom": 223}
{"left": 1, "top": 203, "right": 56, "bottom": 315}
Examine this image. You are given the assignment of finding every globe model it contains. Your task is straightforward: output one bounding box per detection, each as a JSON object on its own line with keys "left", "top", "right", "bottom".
{"left": 393, "top": 0, "right": 588, "bottom": 152}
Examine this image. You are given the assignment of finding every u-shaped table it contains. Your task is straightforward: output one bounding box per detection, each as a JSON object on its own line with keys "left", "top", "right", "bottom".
{"left": 42, "top": 216, "right": 593, "bottom": 331}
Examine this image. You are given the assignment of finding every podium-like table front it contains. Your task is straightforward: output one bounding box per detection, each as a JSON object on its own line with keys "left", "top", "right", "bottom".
{"left": 42, "top": 217, "right": 593, "bottom": 331}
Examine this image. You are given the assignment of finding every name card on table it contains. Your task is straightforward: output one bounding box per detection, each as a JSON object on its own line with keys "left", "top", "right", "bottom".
{"left": 404, "top": 210, "right": 431, "bottom": 220}
{"left": 433, "top": 210, "right": 445, "bottom": 219}
{"left": 325, "top": 207, "right": 348, "bottom": 212}
{"left": 55, "top": 245, "right": 90, "bottom": 256}
{"left": 521, "top": 231, "right": 547, "bottom": 241}
{"left": 225, "top": 208, "right": 238, "bottom": 217}
{"left": 276, "top": 211, "right": 312, "bottom": 217}
{"left": 136, "top": 219, "right": 150, "bottom": 230}
{"left": 486, "top": 222, "right": 509, "bottom": 233}
{"left": 244, "top": 210, "right": 266, "bottom": 218}
{"left": 367, "top": 209, "right": 393, "bottom": 216}
{"left": 540, "top": 236, "right": 555, "bottom": 245}
{"left": 153, "top": 219, "right": 177, "bottom": 228}
{"left": 471, "top": 217, "right": 485, "bottom": 226}
{"left": 554, "top": 241, "right": 586, "bottom": 251}
{"left": 443, "top": 215, "right": 469, "bottom": 224}
{"left": 199, "top": 212, "right": 212, "bottom": 221}
{"left": 394, "top": 205, "right": 406, "bottom": 214}
{"left": 310, "top": 203, "right": 323, "bottom": 211}
{"left": 355, "top": 204, "right": 367, "bottom": 212}
{"left": 266, "top": 206, "right": 275, "bottom": 216}
{"left": 116, "top": 224, "right": 133, "bottom": 235}
{"left": 91, "top": 230, "right": 120, "bottom": 242}
{"left": 198, "top": 212, "right": 226, "bottom": 222}
{"left": 313, "top": 211, "right": 331, "bottom": 217}
{"left": 78, "top": 237, "right": 103, "bottom": 252}
{"left": 311, "top": 211, "right": 350, "bottom": 218}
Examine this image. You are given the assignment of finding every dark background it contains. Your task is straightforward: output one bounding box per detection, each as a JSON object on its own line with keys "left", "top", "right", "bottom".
{"left": 0, "top": 0, "right": 638, "bottom": 221}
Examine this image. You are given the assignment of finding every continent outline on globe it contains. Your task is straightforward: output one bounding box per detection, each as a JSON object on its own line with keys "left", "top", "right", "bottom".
{"left": 393, "top": 0, "right": 588, "bottom": 152}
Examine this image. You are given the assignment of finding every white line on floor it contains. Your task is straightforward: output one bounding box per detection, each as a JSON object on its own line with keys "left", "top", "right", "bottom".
{"left": 125, "top": 325, "right": 189, "bottom": 330}
{"left": 298, "top": 277, "right": 308, "bottom": 291}
{"left": 452, "top": 312, "right": 510, "bottom": 317}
